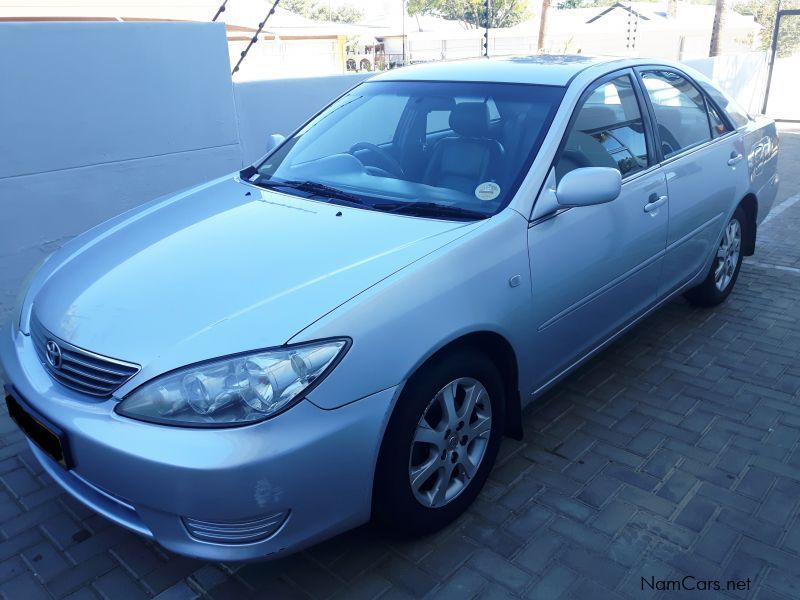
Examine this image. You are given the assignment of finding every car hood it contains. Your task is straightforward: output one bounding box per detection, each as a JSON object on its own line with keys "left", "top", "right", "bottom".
{"left": 31, "top": 177, "right": 476, "bottom": 375}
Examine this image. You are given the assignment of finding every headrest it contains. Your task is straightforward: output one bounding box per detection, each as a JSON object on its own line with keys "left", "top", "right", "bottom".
{"left": 449, "top": 102, "right": 490, "bottom": 138}
{"left": 574, "top": 105, "right": 617, "bottom": 132}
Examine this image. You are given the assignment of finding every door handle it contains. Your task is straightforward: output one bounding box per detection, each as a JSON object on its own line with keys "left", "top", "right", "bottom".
{"left": 727, "top": 152, "right": 743, "bottom": 166}
{"left": 644, "top": 194, "right": 667, "bottom": 213}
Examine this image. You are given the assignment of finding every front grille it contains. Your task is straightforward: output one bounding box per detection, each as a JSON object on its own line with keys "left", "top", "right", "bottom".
{"left": 30, "top": 316, "right": 140, "bottom": 398}
{"left": 183, "top": 512, "right": 288, "bottom": 545}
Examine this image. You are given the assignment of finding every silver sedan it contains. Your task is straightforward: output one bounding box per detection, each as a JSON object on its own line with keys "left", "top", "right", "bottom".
{"left": 1, "top": 56, "right": 779, "bottom": 561}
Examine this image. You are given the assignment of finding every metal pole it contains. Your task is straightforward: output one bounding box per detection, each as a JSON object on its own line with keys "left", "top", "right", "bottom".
{"left": 402, "top": 0, "right": 406, "bottom": 66}
{"left": 761, "top": 8, "right": 798, "bottom": 114}
{"left": 483, "top": 0, "right": 490, "bottom": 57}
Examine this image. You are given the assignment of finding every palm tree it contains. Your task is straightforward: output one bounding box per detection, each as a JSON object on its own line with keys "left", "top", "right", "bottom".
{"left": 538, "top": 0, "right": 551, "bottom": 51}
{"left": 709, "top": 0, "right": 727, "bottom": 56}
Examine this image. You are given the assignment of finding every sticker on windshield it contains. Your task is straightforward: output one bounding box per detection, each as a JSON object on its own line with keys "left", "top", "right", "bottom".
{"left": 475, "top": 182, "right": 501, "bottom": 201}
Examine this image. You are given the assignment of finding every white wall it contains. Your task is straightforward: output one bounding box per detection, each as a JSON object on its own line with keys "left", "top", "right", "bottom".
{"left": 229, "top": 38, "right": 346, "bottom": 81}
{"left": 684, "top": 52, "right": 768, "bottom": 116}
{"left": 764, "top": 55, "right": 800, "bottom": 120}
{"left": 233, "top": 73, "right": 371, "bottom": 165}
{"left": 0, "top": 21, "right": 243, "bottom": 319}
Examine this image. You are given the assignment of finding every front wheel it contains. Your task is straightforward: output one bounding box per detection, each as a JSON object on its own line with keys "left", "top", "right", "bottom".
{"left": 684, "top": 206, "right": 746, "bottom": 307}
{"left": 372, "top": 349, "right": 504, "bottom": 536}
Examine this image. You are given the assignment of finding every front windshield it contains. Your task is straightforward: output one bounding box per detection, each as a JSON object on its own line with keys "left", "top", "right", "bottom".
{"left": 249, "top": 80, "right": 564, "bottom": 219}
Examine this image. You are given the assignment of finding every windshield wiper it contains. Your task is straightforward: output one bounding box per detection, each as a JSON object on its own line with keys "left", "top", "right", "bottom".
{"left": 249, "top": 177, "right": 364, "bottom": 205}
{"left": 373, "top": 201, "right": 489, "bottom": 221}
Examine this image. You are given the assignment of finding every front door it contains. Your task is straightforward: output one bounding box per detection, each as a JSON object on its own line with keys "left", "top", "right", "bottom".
{"left": 527, "top": 72, "right": 669, "bottom": 393}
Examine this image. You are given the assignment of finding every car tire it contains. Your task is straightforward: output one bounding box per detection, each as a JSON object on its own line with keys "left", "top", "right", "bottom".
{"left": 684, "top": 206, "right": 746, "bottom": 307}
{"left": 372, "top": 348, "right": 504, "bottom": 536}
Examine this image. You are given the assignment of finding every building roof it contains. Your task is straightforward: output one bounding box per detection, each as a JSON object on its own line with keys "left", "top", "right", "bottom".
{"left": 370, "top": 54, "right": 630, "bottom": 86}
{"left": 510, "top": 1, "right": 760, "bottom": 35}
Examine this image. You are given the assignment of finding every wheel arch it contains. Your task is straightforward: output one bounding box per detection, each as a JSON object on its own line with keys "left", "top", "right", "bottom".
{"left": 739, "top": 193, "right": 758, "bottom": 256}
{"left": 400, "top": 331, "right": 524, "bottom": 441}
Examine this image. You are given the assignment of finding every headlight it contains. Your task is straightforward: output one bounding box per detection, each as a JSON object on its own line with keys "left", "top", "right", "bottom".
{"left": 115, "top": 339, "right": 349, "bottom": 427}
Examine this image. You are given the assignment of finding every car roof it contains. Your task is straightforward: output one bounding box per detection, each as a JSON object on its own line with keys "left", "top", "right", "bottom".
{"left": 368, "top": 55, "right": 638, "bottom": 87}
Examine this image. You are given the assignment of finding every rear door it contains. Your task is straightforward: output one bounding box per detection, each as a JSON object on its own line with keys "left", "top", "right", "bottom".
{"left": 526, "top": 70, "right": 669, "bottom": 392}
{"left": 636, "top": 68, "right": 746, "bottom": 294}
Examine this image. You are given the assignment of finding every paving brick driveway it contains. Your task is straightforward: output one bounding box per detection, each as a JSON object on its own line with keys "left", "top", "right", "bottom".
{"left": 2, "top": 125, "right": 800, "bottom": 600}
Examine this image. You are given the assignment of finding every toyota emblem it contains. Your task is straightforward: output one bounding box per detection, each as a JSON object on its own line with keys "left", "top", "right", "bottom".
{"left": 45, "top": 340, "right": 63, "bottom": 369}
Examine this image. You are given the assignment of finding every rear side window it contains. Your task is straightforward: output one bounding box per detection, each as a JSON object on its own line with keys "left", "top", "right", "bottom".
{"left": 555, "top": 75, "right": 649, "bottom": 181}
{"left": 641, "top": 70, "right": 711, "bottom": 158}
{"left": 707, "top": 102, "right": 731, "bottom": 138}
{"left": 697, "top": 79, "right": 750, "bottom": 129}
{"left": 425, "top": 97, "right": 500, "bottom": 134}
{"left": 426, "top": 110, "right": 450, "bottom": 134}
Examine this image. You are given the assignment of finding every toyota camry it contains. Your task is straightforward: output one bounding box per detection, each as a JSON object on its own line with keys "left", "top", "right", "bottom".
{"left": 1, "top": 56, "right": 779, "bottom": 561}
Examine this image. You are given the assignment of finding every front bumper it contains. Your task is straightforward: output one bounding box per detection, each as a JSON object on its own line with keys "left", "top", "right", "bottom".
{"left": 0, "top": 322, "right": 396, "bottom": 561}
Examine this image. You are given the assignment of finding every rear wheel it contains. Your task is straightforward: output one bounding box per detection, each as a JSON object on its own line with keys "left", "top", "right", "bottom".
{"left": 684, "top": 206, "right": 745, "bottom": 307}
{"left": 372, "top": 349, "right": 504, "bottom": 536}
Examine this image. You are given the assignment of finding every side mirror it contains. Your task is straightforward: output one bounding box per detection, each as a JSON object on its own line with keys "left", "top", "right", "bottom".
{"left": 555, "top": 167, "right": 621, "bottom": 207}
{"left": 266, "top": 133, "right": 286, "bottom": 154}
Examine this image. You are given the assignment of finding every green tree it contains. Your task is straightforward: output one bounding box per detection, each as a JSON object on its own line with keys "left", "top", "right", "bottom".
{"left": 736, "top": 0, "right": 800, "bottom": 57}
{"left": 282, "top": 0, "right": 316, "bottom": 17}
{"left": 556, "top": 0, "right": 592, "bottom": 8}
{"left": 282, "top": 0, "right": 364, "bottom": 23}
{"left": 406, "top": 0, "right": 530, "bottom": 29}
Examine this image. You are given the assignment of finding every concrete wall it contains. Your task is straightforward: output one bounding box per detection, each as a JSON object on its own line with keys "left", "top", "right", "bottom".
{"left": 233, "top": 73, "right": 371, "bottom": 165}
{"left": 684, "top": 52, "right": 769, "bottom": 116}
{"left": 0, "top": 21, "right": 242, "bottom": 319}
{"left": 764, "top": 55, "right": 800, "bottom": 120}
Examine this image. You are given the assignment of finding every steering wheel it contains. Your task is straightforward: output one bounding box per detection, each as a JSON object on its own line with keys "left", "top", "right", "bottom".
{"left": 349, "top": 142, "right": 405, "bottom": 179}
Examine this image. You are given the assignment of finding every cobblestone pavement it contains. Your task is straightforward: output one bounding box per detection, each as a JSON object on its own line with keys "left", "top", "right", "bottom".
{"left": 1, "top": 125, "right": 800, "bottom": 600}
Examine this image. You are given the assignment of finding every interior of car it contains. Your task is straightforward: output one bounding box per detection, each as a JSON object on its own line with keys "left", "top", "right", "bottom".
{"left": 421, "top": 102, "right": 505, "bottom": 194}
{"left": 642, "top": 71, "right": 715, "bottom": 157}
{"left": 555, "top": 77, "right": 649, "bottom": 181}
{"left": 391, "top": 95, "right": 557, "bottom": 195}
{"left": 257, "top": 81, "right": 564, "bottom": 212}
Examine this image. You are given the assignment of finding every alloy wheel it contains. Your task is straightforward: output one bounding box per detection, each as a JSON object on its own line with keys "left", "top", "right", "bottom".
{"left": 714, "top": 218, "right": 741, "bottom": 292}
{"left": 408, "top": 377, "right": 492, "bottom": 508}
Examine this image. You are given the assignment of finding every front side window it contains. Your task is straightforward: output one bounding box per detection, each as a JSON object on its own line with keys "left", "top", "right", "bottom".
{"left": 556, "top": 75, "right": 649, "bottom": 181}
{"left": 641, "top": 70, "right": 712, "bottom": 158}
{"left": 250, "top": 81, "right": 564, "bottom": 219}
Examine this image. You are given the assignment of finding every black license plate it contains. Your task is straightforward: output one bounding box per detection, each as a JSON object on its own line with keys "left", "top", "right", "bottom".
{"left": 4, "top": 387, "right": 72, "bottom": 469}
